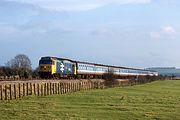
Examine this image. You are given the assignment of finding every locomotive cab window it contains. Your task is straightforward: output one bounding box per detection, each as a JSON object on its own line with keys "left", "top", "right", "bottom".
{"left": 39, "top": 60, "right": 52, "bottom": 64}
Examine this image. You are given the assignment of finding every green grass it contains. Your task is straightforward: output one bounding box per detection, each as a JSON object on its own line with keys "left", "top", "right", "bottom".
{"left": 0, "top": 80, "right": 180, "bottom": 120}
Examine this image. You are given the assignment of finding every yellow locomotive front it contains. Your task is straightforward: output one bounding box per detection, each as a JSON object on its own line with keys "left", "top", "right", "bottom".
{"left": 39, "top": 57, "right": 56, "bottom": 78}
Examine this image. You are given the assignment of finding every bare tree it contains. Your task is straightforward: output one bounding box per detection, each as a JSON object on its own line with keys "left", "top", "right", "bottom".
{"left": 6, "top": 54, "right": 32, "bottom": 79}
{"left": 12, "top": 54, "right": 31, "bottom": 70}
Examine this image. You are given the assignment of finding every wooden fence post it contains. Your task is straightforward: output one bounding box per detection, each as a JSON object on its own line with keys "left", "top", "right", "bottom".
{"left": 71, "top": 82, "right": 73, "bottom": 92}
{"left": 66, "top": 83, "right": 67, "bottom": 93}
{"left": 89, "top": 81, "right": 90, "bottom": 89}
{"left": 74, "top": 82, "right": 77, "bottom": 92}
{"left": 79, "top": 82, "right": 81, "bottom": 91}
{"left": 60, "top": 83, "right": 63, "bottom": 94}
{"left": 41, "top": 83, "right": 43, "bottom": 96}
{"left": 59, "top": 83, "right": 62, "bottom": 94}
{"left": 19, "top": 83, "right": 21, "bottom": 98}
{"left": 34, "top": 83, "right": 36, "bottom": 96}
{"left": 71, "top": 83, "right": 73, "bottom": 92}
{"left": 70, "top": 82, "right": 72, "bottom": 93}
{"left": 78, "top": 82, "right": 81, "bottom": 91}
{"left": 63, "top": 83, "right": 65, "bottom": 94}
{"left": 58, "top": 82, "right": 60, "bottom": 94}
{"left": 46, "top": 82, "right": 48, "bottom": 95}
{"left": 37, "top": 83, "right": 39, "bottom": 96}
{"left": 45, "top": 83, "right": 47, "bottom": 95}
{"left": 87, "top": 82, "right": 89, "bottom": 90}
{"left": 0, "top": 85, "right": 2, "bottom": 100}
{"left": 77, "top": 82, "right": 80, "bottom": 91}
{"left": 50, "top": 83, "right": 52, "bottom": 95}
{"left": 23, "top": 83, "right": 25, "bottom": 96}
{"left": 56, "top": 82, "right": 58, "bottom": 94}
{"left": 70, "top": 82, "right": 72, "bottom": 92}
{"left": 85, "top": 81, "right": 88, "bottom": 90}
{"left": 62, "top": 83, "right": 64, "bottom": 94}
{"left": 9, "top": 84, "right": 12, "bottom": 100}
{"left": 4, "top": 84, "right": 7, "bottom": 100}
{"left": 47, "top": 83, "right": 49, "bottom": 95}
{"left": 64, "top": 83, "right": 66, "bottom": 93}
{"left": 68, "top": 82, "right": 70, "bottom": 93}
{"left": 30, "top": 83, "right": 32, "bottom": 95}
{"left": 72, "top": 82, "right": 74, "bottom": 92}
{"left": 14, "top": 84, "right": 16, "bottom": 99}
{"left": 50, "top": 82, "right": 52, "bottom": 95}
{"left": 89, "top": 81, "right": 92, "bottom": 89}
{"left": 83, "top": 82, "right": 85, "bottom": 90}
{"left": 56, "top": 83, "right": 59, "bottom": 94}
{"left": 52, "top": 83, "right": 55, "bottom": 94}
{"left": 49, "top": 82, "right": 51, "bottom": 95}
{"left": 55, "top": 83, "right": 57, "bottom": 94}
{"left": 86, "top": 82, "right": 87, "bottom": 90}
{"left": 77, "top": 82, "right": 79, "bottom": 91}
{"left": 54, "top": 83, "right": 56, "bottom": 94}
{"left": 67, "top": 83, "right": 68, "bottom": 93}
{"left": 82, "top": 82, "right": 85, "bottom": 90}
{"left": 73, "top": 82, "right": 75, "bottom": 91}
{"left": 91, "top": 81, "right": 94, "bottom": 89}
{"left": 59, "top": 82, "right": 61, "bottom": 94}
{"left": 63, "top": 82, "right": 65, "bottom": 94}
{"left": 26, "top": 83, "right": 29, "bottom": 96}
{"left": 44, "top": 83, "right": 46, "bottom": 96}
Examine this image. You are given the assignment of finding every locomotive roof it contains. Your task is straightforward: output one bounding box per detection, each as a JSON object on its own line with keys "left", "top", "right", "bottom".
{"left": 40, "top": 56, "right": 157, "bottom": 72}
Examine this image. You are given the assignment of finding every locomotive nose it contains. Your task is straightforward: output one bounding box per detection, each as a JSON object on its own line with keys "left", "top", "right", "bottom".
{"left": 40, "top": 65, "right": 52, "bottom": 72}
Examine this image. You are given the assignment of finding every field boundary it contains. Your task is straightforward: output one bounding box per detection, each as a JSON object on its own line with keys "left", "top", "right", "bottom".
{"left": 0, "top": 79, "right": 152, "bottom": 101}
{"left": 0, "top": 80, "right": 103, "bottom": 100}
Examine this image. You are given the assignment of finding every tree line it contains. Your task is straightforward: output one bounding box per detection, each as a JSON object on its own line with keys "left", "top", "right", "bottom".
{"left": 0, "top": 54, "right": 169, "bottom": 81}
{"left": 0, "top": 54, "right": 39, "bottom": 79}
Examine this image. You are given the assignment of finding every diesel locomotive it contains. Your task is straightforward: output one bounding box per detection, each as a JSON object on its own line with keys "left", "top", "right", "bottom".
{"left": 39, "top": 56, "right": 158, "bottom": 79}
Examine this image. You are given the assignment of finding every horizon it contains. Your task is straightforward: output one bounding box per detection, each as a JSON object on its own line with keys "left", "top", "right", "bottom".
{"left": 1, "top": 0, "right": 180, "bottom": 69}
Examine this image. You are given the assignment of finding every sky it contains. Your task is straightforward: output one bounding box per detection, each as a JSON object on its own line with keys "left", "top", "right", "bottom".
{"left": 0, "top": 0, "right": 180, "bottom": 69}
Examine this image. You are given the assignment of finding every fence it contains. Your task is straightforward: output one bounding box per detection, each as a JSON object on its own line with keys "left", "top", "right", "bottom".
{"left": 0, "top": 80, "right": 107, "bottom": 101}
{"left": 0, "top": 78, "right": 151, "bottom": 101}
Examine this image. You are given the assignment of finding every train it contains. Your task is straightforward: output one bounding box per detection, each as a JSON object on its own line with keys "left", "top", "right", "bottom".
{"left": 39, "top": 56, "right": 158, "bottom": 79}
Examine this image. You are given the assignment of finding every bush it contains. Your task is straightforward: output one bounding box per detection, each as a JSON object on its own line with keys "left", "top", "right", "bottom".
{"left": 103, "top": 69, "right": 116, "bottom": 87}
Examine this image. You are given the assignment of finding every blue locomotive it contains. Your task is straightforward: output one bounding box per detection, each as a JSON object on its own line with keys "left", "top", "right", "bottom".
{"left": 39, "top": 56, "right": 158, "bottom": 79}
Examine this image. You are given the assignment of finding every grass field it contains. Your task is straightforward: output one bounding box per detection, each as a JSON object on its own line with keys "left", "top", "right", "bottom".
{"left": 0, "top": 80, "right": 180, "bottom": 120}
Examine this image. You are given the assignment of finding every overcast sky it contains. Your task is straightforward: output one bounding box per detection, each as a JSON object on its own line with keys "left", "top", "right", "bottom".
{"left": 0, "top": 0, "right": 180, "bottom": 69}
